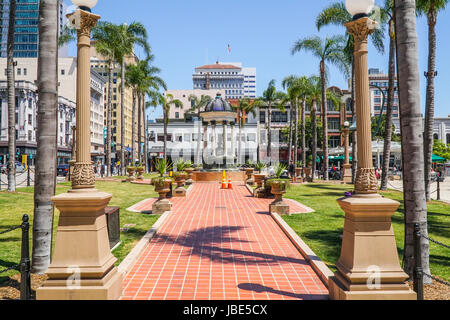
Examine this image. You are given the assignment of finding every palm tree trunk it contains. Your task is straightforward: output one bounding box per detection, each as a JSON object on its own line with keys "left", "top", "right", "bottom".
{"left": 267, "top": 103, "right": 272, "bottom": 164}
{"left": 138, "top": 92, "right": 142, "bottom": 165}
{"left": 131, "top": 90, "right": 136, "bottom": 166}
{"left": 301, "top": 99, "right": 306, "bottom": 177}
{"left": 288, "top": 104, "right": 293, "bottom": 164}
{"left": 238, "top": 111, "right": 242, "bottom": 164}
{"left": 394, "top": 0, "right": 431, "bottom": 282}
{"left": 106, "top": 61, "right": 113, "bottom": 176}
{"left": 381, "top": 28, "right": 396, "bottom": 191}
{"left": 256, "top": 107, "right": 261, "bottom": 163}
{"left": 120, "top": 62, "right": 126, "bottom": 175}
{"left": 6, "top": 0, "right": 16, "bottom": 192}
{"left": 320, "top": 61, "right": 329, "bottom": 181}
{"left": 163, "top": 106, "right": 167, "bottom": 163}
{"left": 351, "top": 59, "right": 357, "bottom": 184}
{"left": 294, "top": 100, "right": 299, "bottom": 167}
{"left": 144, "top": 114, "right": 149, "bottom": 173}
{"left": 32, "top": 0, "right": 58, "bottom": 273}
{"left": 423, "top": 9, "right": 437, "bottom": 202}
{"left": 312, "top": 101, "right": 317, "bottom": 180}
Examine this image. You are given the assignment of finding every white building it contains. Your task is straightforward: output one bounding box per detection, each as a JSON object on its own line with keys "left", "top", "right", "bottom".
{"left": 220, "top": 62, "right": 257, "bottom": 99}
{"left": 393, "top": 116, "right": 450, "bottom": 144}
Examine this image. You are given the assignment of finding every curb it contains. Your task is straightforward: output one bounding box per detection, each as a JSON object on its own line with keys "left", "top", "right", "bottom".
{"left": 270, "top": 212, "right": 334, "bottom": 287}
{"left": 117, "top": 209, "right": 173, "bottom": 277}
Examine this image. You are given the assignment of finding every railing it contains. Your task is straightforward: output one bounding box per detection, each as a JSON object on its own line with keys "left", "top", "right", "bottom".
{"left": 413, "top": 223, "right": 450, "bottom": 300}
{"left": 0, "top": 166, "right": 35, "bottom": 190}
{"left": 0, "top": 215, "right": 31, "bottom": 300}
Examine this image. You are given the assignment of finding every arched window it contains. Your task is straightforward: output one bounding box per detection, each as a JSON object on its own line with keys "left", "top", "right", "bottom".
{"left": 447, "top": 133, "right": 450, "bottom": 145}
{"left": 433, "top": 133, "right": 439, "bottom": 141}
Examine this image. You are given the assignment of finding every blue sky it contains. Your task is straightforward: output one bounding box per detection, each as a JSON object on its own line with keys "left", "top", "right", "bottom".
{"left": 65, "top": 0, "right": 450, "bottom": 120}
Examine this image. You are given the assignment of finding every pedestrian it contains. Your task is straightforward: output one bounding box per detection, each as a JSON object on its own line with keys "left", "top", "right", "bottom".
{"left": 288, "top": 161, "right": 295, "bottom": 179}
{"left": 101, "top": 164, "right": 105, "bottom": 178}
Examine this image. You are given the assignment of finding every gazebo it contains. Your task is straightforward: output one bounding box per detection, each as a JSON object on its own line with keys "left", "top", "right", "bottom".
{"left": 200, "top": 93, "right": 237, "bottom": 170}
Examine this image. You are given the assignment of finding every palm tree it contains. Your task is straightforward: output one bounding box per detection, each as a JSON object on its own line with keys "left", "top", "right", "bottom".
{"left": 6, "top": 0, "right": 16, "bottom": 192}
{"left": 233, "top": 98, "right": 251, "bottom": 165}
{"left": 188, "top": 94, "right": 212, "bottom": 166}
{"left": 291, "top": 35, "right": 349, "bottom": 180}
{"left": 114, "top": 22, "right": 150, "bottom": 175}
{"left": 154, "top": 93, "right": 183, "bottom": 162}
{"left": 258, "top": 80, "right": 285, "bottom": 164}
{"left": 92, "top": 22, "right": 121, "bottom": 177}
{"left": 316, "top": 1, "right": 387, "bottom": 183}
{"left": 305, "top": 76, "right": 322, "bottom": 180}
{"left": 394, "top": 0, "right": 431, "bottom": 282}
{"left": 32, "top": 0, "right": 59, "bottom": 274}
{"left": 417, "top": 0, "right": 449, "bottom": 201}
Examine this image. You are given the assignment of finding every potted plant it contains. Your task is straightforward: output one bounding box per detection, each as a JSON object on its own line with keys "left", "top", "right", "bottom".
{"left": 244, "top": 160, "right": 255, "bottom": 185}
{"left": 268, "top": 163, "right": 290, "bottom": 215}
{"left": 295, "top": 161, "right": 303, "bottom": 178}
{"left": 173, "top": 159, "right": 188, "bottom": 197}
{"left": 253, "top": 162, "right": 267, "bottom": 197}
{"left": 126, "top": 166, "right": 136, "bottom": 182}
{"left": 135, "top": 163, "right": 145, "bottom": 181}
{"left": 184, "top": 161, "right": 195, "bottom": 185}
{"left": 152, "top": 159, "right": 173, "bottom": 199}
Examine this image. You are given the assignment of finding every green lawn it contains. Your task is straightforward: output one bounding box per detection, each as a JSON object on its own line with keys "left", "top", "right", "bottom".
{"left": 283, "top": 183, "right": 450, "bottom": 281}
{"left": 0, "top": 180, "right": 161, "bottom": 285}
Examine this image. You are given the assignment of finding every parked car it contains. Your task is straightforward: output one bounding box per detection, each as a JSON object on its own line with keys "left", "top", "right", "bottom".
{"left": 15, "top": 163, "right": 25, "bottom": 173}
{"left": 57, "top": 164, "right": 70, "bottom": 177}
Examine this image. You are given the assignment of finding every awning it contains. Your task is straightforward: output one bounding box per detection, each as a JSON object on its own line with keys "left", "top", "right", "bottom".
{"left": 432, "top": 154, "right": 446, "bottom": 163}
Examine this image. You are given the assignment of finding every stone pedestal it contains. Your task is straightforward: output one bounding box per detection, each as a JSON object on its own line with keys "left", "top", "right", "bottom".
{"left": 136, "top": 169, "right": 144, "bottom": 181}
{"left": 152, "top": 198, "right": 172, "bottom": 215}
{"left": 245, "top": 168, "right": 254, "bottom": 186}
{"left": 328, "top": 194, "right": 416, "bottom": 300}
{"left": 269, "top": 188, "right": 289, "bottom": 216}
{"left": 173, "top": 175, "right": 187, "bottom": 197}
{"left": 253, "top": 174, "right": 266, "bottom": 198}
{"left": 185, "top": 168, "right": 194, "bottom": 185}
{"left": 36, "top": 189, "right": 122, "bottom": 300}
{"left": 342, "top": 164, "right": 352, "bottom": 184}
{"left": 126, "top": 169, "right": 136, "bottom": 182}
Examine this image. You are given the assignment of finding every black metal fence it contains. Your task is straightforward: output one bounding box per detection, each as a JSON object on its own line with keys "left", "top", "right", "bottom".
{"left": 414, "top": 223, "right": 450, "bottom": 300}
{"left": 0, "top": 167, "right": 35, "bottom": 190}
{"left": 0, "top": 215, "right": 31, "bottom": 300}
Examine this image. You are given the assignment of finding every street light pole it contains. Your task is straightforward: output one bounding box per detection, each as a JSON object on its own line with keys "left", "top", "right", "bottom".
{"left": 341, "top": 121, "right": 352, "bottom": 183}
{"left": 37, "top": 0, "right": 122, "bottom": 300}
{"left": 328, "top": 0, "right": 415, "bottom": 300}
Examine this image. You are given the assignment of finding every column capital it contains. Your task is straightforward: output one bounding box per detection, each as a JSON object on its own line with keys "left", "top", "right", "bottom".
{"left": 67, "top": 9, "right": 100, "bottom": 38}
{"left": 211, "top": 120, "right": 216, "bottom": 126}
{"left": 344, "top": 17, "right": 377, "bottom": 43}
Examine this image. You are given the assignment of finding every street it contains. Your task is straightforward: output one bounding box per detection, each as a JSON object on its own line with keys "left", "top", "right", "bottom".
{"left": 386, "top": 179, "right": 450, "bottom": 203}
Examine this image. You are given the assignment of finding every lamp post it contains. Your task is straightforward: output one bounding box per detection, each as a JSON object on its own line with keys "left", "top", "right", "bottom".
{"left": 37, "top": 0, "right": 122, "bottom": 300}
{"left": 341, "top": 121, "right": 352, "bottom": 183}
{"left": 328, "top": 0, "right": 416, "bottom": 300}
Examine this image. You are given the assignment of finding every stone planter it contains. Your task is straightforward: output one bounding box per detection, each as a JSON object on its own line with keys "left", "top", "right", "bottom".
{"left": 185, "top": 168, "right": 194, "bottom": 185}
{"left": 152, "top": 178, "right": 173, "bottom": 214}
{"left": 174, "top": 172, "right": 188, "bottom": 197}
{"left": 244, "top": 168, "right": 254, "bottom": 186}
{"left": 269, "top": 181, "right": 289, "bottom": 215}
{"left": 126, "top": 168, "right": 136, "bottom": 182}
{"left": 136, "top": 167, "right": 144, "bottom": 181}
{"left": 253, "top": 173, "right": 266, "bottom": 198}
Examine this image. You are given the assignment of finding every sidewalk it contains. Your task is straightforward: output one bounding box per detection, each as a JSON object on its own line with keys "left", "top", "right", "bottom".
{"left": 121, "top": 183, "right": 328, "bottom": 300}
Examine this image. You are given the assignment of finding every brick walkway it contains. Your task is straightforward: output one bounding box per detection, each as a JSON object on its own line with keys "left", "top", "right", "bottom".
{"left": 121, "top": 183, "right": 328, "bottom": 300}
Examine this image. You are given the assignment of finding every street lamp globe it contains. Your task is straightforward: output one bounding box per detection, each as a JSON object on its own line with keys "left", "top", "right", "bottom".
{"left": 71, "top": 0, "right": 98, "bottom": 11}
{"left": 344, "top": 121, "right": 350, "bottom": 128}
{"left": 345, "top": 0, "right": 374, "bottom": 18}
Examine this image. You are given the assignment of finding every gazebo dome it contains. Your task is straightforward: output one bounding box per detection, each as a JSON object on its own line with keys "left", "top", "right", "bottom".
{"left": 205, "top": 93, "right": 233, "bottom": 112}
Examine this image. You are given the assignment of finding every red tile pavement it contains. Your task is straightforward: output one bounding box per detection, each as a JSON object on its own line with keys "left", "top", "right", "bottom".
{"left": 121, "top": 183, "right": 328, "bottom": 300}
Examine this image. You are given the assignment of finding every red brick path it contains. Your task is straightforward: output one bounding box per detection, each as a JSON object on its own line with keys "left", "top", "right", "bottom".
{"left": 121, "top": 183, "right": 328, "bottom": 300}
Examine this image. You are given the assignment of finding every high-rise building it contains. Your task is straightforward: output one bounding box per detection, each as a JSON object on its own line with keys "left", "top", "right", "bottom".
{"left": 0, "top": 0, "right": 68, "bottom": 58}
{"left": 192, "top": 61, "right": 257, "bottom": 100}
{"left": 368, "top": 68, "right": 399, "bottom": 119}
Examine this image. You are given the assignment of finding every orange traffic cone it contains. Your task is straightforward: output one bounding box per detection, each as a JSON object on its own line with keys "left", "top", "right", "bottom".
{"left": 228, "top": 178, "right": 233, "bottom": 190}
{"left": 221, "top": 178, "right": 227, "bottom": 189}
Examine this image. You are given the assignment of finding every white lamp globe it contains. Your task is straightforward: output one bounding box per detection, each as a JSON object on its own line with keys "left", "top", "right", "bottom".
{"left": 345, "top": 0, "right": 375, "bottom": 17}
{"left": 344, "top": 121, "right": 350, "bottom": 127}
{"left": 71, "top": 0, "right": 98, "bottom": 10}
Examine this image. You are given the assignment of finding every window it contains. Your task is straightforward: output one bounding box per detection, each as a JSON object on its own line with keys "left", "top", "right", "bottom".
{"left": 28, "top": 130, "right": 32, "bottom": 141}
{"left": 271, "top": 111, "right": 288, "bottom": 123}
{"left": 175, "top": 112, "right": 179, "bottom": 119}
{"left": 247, "top": 133, "right": 256, "bottom": 142}
{"left": 24, "top": 68, "right": 27, "bottom": 76}
{"left": 327, "top": 100, "right": 336, "bottom": 112}
{"left": 374, "top": 98, "right": 381, "bottom": 103}
{"left": 28, "top": 114, "right": 32, "bottom": 125}
{"left": 184, "top": 134, "right": 190, "bottom": 142}
{"left": 346, "top": 98, "right": 353, "bottom": 113}
{"left": 61, "top": 69, "right": 65, "bottom": 75}
{"left": 328, "top": 118, "right": 340, "bottom": 131}
{"left": 17, "top": 68, "right": 21, "bottom": 76}
{"left": 329, "top": 136, "right": 341, "bottom": 148}
{"left": 260, "top": 111, "right": 266, "bottom": 123}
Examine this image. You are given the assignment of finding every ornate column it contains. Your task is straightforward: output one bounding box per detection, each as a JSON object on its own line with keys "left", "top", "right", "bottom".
{"left": 341, "top": 124, "right": 352, "bottom": 183}
{"left": 230, "top": 122, "right": 235, "bottom": 161}
{"left": 328, "top": 16, "right": 415, "bottom": 300}
{"left": 211, "top": 120, "right": 216, "bottom": 157}
{"left": 37, "top": 8, "right": 122, "bottom": 300}
{"left": 222, "top": 121, "right": 227, "bottom": 158}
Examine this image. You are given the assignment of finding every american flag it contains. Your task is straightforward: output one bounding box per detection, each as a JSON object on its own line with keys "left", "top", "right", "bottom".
{"left": 227, "top": 44, "right": 231, "bottom": 53}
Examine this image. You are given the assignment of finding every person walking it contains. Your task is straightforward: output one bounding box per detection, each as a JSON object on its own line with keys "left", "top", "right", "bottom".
{"left": 101, "top": 163, "right": 105, "bottom": 178}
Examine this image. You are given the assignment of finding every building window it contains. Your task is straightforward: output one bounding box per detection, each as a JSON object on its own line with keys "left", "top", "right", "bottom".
{"left": 175, "top": 112, "right": 179, "bottom": 119}
{"left": 271, "top": 111, "right": 288, "bottom": 123}
{"left": 247, "top": 133, "right": 256, "bottom": 142}
{"left": 345, "top": 98, "right": 352, "bottom": 113}
{"left": 329, "top": 136, "right": 341, "bottom": 148}
{"left": 61, "top": 69, "right": 65, "bottom": 75}
{"left": 328, "top": 118, "right": 340, "bottom": 131}
{"left": 24, "top": 68, "right": 27, "bottom": 76}
{"left": 28, "top": 114, "right": 32, "bottom": 125}
{"left": 260, "top": 111, "right": 266, "bottom": 123}
{"left": 17, "top": 68, "right": 21, "bottom": 76}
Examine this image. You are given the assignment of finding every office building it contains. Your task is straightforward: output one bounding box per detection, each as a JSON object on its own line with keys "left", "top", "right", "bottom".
{"left": 0, "top": 0, "right": 68, "bottom": 58}
{"left": 369, "top": 68, "right": 399, "bottom": 119}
